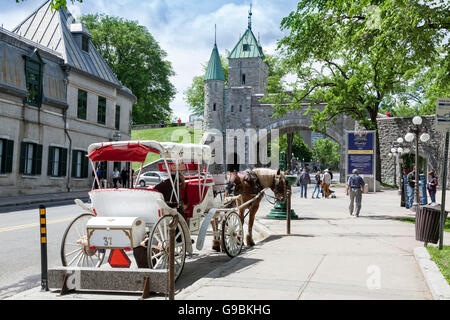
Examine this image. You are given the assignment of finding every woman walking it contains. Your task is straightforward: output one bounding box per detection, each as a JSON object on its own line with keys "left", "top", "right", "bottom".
{"left": 312, "top": 171, "right": 321, "bottom": 199}
{"left": 427, "top": 171, "right": 438, "bottom": 205}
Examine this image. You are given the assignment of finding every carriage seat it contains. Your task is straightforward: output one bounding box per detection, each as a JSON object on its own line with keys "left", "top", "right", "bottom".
{"left": 183, "top": 176, "right": 212, "bottom": 218}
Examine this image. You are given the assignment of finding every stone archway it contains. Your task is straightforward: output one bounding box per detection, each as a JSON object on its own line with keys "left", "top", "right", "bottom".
{"left": 255, "top": 117, "right": 350, "bottom": 182}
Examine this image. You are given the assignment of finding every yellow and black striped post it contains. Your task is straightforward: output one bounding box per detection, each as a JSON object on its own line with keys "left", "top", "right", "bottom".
{"left": 39, "top": 205, "right": 49, "bottom": 291}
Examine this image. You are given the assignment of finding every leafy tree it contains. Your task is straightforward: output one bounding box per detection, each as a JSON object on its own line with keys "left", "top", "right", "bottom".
{"left": 265, "top": 0, "right": 449, "bottom": 182}
{"left": 380, "top": 51, "right": 450, "bottom": 116}
{"left": 312, "top": 138, "right": 340, "bottom": 170}
{"left": 81, "top": 14, "right": 176, "bottom": 124}
{"left": 16, "top": 0, "right": 82, "bottom": 10}
{"left": 184, "top": 55, "right": 228, "bottom": 117}
{"left": 278, "top": 133, "right": 313, "bottom": 162}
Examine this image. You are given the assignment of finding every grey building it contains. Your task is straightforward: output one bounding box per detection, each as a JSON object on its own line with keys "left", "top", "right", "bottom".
{"left": 202, "top": 9, "right": 354, "bottom": 176}
{"left": 0, "top": 1, "right": 136, "bottom": 197}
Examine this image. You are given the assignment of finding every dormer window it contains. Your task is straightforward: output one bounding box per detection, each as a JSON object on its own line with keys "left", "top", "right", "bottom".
{"left": 70, "top": 22, "right": 92, "bottom": 53}
{"left": 243, "top": 44, "right": 249, "bottom": 51}
{"left": 24, "top": 50, "right": 43, "bottom": 108}
{"left": 81, "top": 35, "right": 89, "bottom": 52}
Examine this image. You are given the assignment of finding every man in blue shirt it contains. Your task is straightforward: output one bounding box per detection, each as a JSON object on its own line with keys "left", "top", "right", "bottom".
{"left": 346, "top": 169, "right": 365, "bottom": 216}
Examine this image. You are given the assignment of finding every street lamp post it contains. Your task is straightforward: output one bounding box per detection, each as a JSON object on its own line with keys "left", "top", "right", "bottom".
{"left": 404, "top": 116, "right": 430, "bottom": 211}
{"left": 388, "top": 138, "right": 411, "bottom": 193}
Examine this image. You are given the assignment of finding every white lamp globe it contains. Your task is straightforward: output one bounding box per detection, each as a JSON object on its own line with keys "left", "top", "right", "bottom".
{"left": 404, "top": 147, "right": 410, "bottom": 153}
{"left": 397, "top": 147, "right": 403, "bottom": 153}
{"left": 388, "top": 153, "right": 393, "bottom": 158}
{"left": 405, "top": 132, "right": 415, "bottom": 142}
{"left": 391, "top": 147, "right": 397, "bottom": 153}
{"left": 412, "top": 116, "right": 423, "bottom": 125}
{"left": 420, "top": 132, "right": 430, "bottom": 142}
{"left": 397, "top": 137, "right": 404, "bottom": 143}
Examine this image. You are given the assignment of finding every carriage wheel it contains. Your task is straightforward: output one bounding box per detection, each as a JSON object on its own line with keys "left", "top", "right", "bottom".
{"left": 61, "top": 213, "right": 105, "bottom": 267}
{"left": 221, "top": 211, "right": 244, "bottom": 258}
{"left": 147, "top": 215, "right": 186, "bottom": 281}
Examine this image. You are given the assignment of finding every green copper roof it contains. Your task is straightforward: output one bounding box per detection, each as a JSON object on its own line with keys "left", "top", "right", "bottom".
{"left": 204, "top": 43, "right": 226, "bottom": 81}
{"left": 228, "top": 28, "right": 265, "bottom": 59}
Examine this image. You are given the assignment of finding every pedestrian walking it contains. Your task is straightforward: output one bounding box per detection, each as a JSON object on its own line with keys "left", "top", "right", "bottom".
{"left": 346, "top": 169, "right": 365, "bottom": 216}
{"left": 312, "top": 170, "right": 321, "bottom": 199}
{"left": 120, "top": 167, "right": 128, "bottom": 187}
{"left": 427, "top": 171, "right": 438, "bottom": 205}
{"left": 323, "top": 169, "right": 332, "bottom": 198}
{"left": 112, "top": 167, "right": 120, "bottom": 188}
{"left": 298, "top": 168, "right": 311, "bottom": 198}
{"left": 406, "top": 166, "right": 416, "bottom": 208}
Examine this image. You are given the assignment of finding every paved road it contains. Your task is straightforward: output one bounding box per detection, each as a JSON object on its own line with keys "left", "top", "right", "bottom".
{"left": 0, "top": 201, "right": 264, "bottom": 300}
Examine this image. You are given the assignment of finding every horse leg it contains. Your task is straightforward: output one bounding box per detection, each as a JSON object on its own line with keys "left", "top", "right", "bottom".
{"left": 211, "top": 217, "right": 221, "bottom": 252}
{"left": 246, "top": 201, "right": 260, "bottom": 247}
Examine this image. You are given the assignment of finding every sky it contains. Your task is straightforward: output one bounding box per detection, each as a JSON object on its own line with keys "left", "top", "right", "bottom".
{"left": 0, "top": 0, "right": 299, "bottom": 122}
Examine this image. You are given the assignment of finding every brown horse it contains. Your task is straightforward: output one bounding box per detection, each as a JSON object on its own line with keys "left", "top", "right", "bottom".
{"left": 224, "top": 168, "right": 287, "bottom": 247}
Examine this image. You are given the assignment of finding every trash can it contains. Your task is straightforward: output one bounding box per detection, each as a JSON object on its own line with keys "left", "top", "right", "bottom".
{"left": 415, "top": 205, "right": 448, "bottom": 244}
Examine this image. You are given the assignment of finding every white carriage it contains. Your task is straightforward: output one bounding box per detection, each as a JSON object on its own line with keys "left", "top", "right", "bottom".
{"left": 60, "top": 140, "right": 244, "bottom": 280}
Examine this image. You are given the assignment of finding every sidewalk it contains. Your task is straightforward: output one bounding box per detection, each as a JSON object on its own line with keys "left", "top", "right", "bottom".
{"left": 0, "top": 190, "right": 89, "bottom": 208}
{"left": 6, "top": 186, "right": 450, "bottom": 300}
{"left": 177, "top": 187, "right": 449, "bottom": 300}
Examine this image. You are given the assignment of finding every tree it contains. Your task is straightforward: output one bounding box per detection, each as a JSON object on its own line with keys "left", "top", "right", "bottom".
{"left": 81, "top": 14, "right": 176, "bottom": 124}
{"left": 312, "top": 138, "right": 340, "bottom": 170}
{"left": 184, "top": 55, "right": 228, "bottom": 117}
{"left": 278, "top": 133, "right": 313, "bottom": 162}
{"left": 266, "top": 0, "right": 449, "bottom": 182}
{"left": 16, "top": 0, "right": 82, "bottom": 10}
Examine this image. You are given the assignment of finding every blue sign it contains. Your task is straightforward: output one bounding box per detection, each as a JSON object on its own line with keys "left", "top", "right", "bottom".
{"left": 347, "top": 131, "right": 375, "bottom": 175}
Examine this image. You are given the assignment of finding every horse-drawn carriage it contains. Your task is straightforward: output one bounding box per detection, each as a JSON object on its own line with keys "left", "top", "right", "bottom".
{"left": 60, "top": 140, "right": 287, "bottom": 281}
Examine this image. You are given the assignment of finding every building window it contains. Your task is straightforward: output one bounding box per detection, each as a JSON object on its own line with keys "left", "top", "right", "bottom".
{"left": 25, "top": 59, "right": 42, "bottom": 107}
{"left": 231, "top": 105, "right": 234, "bottom": 112}
{"left": 243, "top": 44, "right": 249, "bottom": 51}
{"left": 81, "top": 35, "right": 89, "bottom": 53}
{"left": 97, "top": 96, "right": 106, "bottom": 125}
{"left": 72, "top": 150, "right": 89, "bottom": 178}
{"left": 242, "top": 74, "right": 246, "bottom": 85}
{"left": 47, "top": 146, "right": 67, "bottom": 177}
{"left": 77, "top": 89, "right": 87, "bottom": 120}
{"left": 0, "top": 139, "right": 14, "bottom": 174}
{"left": 115, "top": 105, "right": 121, "bottom": 130}
{"left": 239, "top": 105, "right": 242, "bottom": 112}
{"left": 19, "top": 142, "right": 42, "bottom": 175}
{"left": 213, "top": 103, "right": 216, "bottom": 111}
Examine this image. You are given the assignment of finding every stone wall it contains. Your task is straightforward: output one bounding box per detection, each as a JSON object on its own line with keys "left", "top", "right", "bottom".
{"left": 362, "top": 115, "right": 449, "bottom": 188}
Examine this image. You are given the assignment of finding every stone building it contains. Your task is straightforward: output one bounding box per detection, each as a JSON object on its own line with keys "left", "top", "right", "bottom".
{"left": 376, "top": 115, "right": 450, "bottom": 188}
{"left": 202, "top": 9, "right": 354, "bottom": 176}
{"left": 0, "top": 1, "right": 136, "bottom": 197}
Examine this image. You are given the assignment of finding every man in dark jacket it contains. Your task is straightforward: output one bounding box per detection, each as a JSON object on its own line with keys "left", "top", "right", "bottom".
{"left": 298, "top": 168, "right": 311, "bottom": 198}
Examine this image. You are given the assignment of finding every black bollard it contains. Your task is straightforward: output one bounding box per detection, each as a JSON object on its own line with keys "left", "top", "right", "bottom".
{"left": 39, "top": 205, "right": 49, "bottom": 291}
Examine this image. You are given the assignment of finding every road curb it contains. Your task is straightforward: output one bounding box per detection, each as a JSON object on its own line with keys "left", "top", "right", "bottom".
{"left": 0, "top": 195, "right": 89, "bottom": 208}
{"left": 413, "top": 247, "right": 450, "bottom": 300}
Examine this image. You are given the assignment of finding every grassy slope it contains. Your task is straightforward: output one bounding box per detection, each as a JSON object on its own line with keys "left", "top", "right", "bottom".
{"left": 130, "top": 126, "right": 203, "bottom": 168}
{"left": 426, "top": 246, "right": 450, "bottom": 284}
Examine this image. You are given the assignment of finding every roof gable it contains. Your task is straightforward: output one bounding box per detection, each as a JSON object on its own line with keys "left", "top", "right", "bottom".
{"left": 228, "top": 28, "right": 265, "bottom": 59}
{"left": 13, "top": 0, "right": 122, "bottom": 87}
